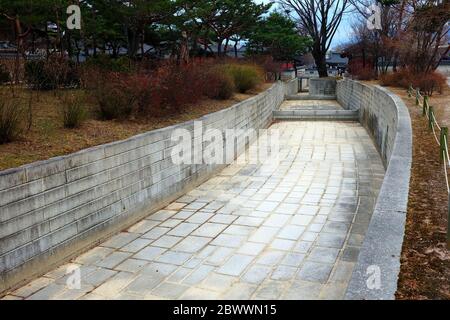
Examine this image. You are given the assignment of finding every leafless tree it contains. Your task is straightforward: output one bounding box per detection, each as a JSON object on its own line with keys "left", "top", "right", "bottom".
{"left": 351, "top": 0, "right": 399, "bottom": 75}
{"left": 406, "top": 0, "right": 450, "bottom": 73}
{"left": 278, "top": 0, "right": 350, "bottom": 77}
{"left": 349, "top": 0, "right": 449, "bottom": 74}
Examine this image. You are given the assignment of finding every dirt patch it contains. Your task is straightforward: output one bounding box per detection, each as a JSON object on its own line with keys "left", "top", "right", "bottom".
{"left": 0, "top": 83, "right": 272, "bottom": 171}
{"left": 385, "top": 86, "right": 450, "bottom": 300}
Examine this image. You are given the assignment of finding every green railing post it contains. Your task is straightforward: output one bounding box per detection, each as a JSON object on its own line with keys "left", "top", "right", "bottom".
{"left": 428, "top": 106, "right": 434, "bottom": 130}
{"left": 440, "top": 127, "right": 448, "bottom": 161}
{"left": 415, "top": 89, "right": 420, "bottom": 105}
{"left": 423, "top": 95, "right": 428, "bottom": 116}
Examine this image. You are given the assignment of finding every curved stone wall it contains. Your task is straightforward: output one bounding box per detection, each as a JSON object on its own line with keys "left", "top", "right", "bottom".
{"left": 337, "top": 79, "right": 412, "bottom": 300}
{"left": 0, "top": 80, "right": 299, "bottom": 294}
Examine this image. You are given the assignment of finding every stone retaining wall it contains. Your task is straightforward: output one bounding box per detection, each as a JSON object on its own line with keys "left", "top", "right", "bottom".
{"left": 309, "top": 78, "right": 337, "bottom": 96}
{"left": 337, "top": 79, "right": 412, "bottom": 300}
{"left": 0, "top": 80, "right": 298, "bottom": 294}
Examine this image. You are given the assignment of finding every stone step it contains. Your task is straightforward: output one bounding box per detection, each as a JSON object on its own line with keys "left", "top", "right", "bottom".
{"left": 273, "top": 109, "right": 359, "bottom": 121}
{"left": 286, "top": 94, "right": 337, "bottom": 101}
{"left": 281, "top": 105, "right": 342, "bottom": 111}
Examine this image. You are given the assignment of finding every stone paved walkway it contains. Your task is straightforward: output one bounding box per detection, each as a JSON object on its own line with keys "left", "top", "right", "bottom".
{"left": 281, "top": 100, "right": 343, "bottom": 111}
{"left": 3, "top": 121, "right": 384, "bottom": 300}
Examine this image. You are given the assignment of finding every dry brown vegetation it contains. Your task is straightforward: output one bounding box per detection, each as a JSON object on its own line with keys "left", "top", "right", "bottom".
{"left": 385, "top": 86, "right": 450, "bottom": 300}
{"left": 0, "top": 83, "right": 271, "bottom": 171}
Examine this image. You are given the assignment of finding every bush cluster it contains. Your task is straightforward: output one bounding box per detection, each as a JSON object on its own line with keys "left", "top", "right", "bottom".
{"left": 380, "top": 69, "right": 447, "bottom": 96}
{"left": 89, "top": 60, "right": 264, "bottom": 120}
{"left": 205, "top": 70, "right": 235, "bottom": 100}
{"left": 347, "top": 60, "right": 377, "bottom": 80}
{"left": 220, "top": 64, "right": 264, "bottom": 93}
{"left": 84, "top": 55, "right": 135, "bottom": 73}
{"left": 92, "top": 72, "right": 137, "bottom": 120}
{"left": 25, "top": 57, "right": 79, "bottom": 90}
{"left": 1, "top": 56, "right": 267, "bottom": 143}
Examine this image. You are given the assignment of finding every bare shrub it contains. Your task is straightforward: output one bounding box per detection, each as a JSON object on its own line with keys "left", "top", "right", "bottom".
{"left": 0, "top": 98, "right": 24, "bottom": 144}
{"left": 221, "top": 63, "right": 264, "bottom": 93}
{"left": 380, "top": 69, "right": 446, "bottom": 96}
{"left": 60, "top": 93, "right": 87, "bottom": 128}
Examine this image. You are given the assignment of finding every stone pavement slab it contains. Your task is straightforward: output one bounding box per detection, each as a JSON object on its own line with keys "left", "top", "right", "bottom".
{"left": 6, "top": 121, "right": 384, "bottom": 300}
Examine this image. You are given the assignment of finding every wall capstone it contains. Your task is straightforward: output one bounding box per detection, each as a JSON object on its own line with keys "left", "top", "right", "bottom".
{"left": 338, "top": 79, "right": 412, "bottom": 300}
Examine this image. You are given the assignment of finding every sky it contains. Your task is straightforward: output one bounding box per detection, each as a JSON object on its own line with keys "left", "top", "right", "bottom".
{"left": 255, "top": 0, "right": 355, "bottom": 50}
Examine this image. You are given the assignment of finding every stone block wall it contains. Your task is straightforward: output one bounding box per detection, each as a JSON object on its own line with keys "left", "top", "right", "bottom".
{"left": 337, "top": 79, "right": 402, "bottom": 165}
{"left": 0, "top": 80, "right": 298, "bottom": 294}
{"left": 337, "top": 79, "right": 412, "bottom": 300}
{"left": 309, "top": 78, "right": 337, "bottom": 96}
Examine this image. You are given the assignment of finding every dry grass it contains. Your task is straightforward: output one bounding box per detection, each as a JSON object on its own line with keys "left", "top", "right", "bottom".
{"left": 380, "top": 84, "right": 450, "bottom": 300}
{"left": 0, "top": 83, "right": 272, "bottom": 171}
{"left": 362, "top": 79, "right": 450, "bottom": 299}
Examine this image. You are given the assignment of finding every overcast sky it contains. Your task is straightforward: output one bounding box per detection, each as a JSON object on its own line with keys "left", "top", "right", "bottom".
{"left": 255, "top": 0, "right": 354, "bottom": 50}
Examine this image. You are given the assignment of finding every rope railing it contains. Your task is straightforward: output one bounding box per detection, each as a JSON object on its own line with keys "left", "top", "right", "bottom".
{"left": 432, "top": 113, "right": 441, "bottom": 131}
{"left": 444, "top": 139, "right": 450, "bottom": 194}
{"left": 432, "top": 122, "right": 441, "bottom": 145}
{"left": 444, "top": 138, "right": 450, "bottom": 168}
{"left": 407, "top": 84, "right": 450, "bottom": 249}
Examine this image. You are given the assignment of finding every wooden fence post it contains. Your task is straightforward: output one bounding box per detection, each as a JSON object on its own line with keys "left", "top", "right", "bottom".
{"left": 423, "top": 95, "right": 428, "bottom": 116}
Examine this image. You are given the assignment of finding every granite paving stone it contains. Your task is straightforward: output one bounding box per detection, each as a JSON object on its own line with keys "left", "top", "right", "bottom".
{"left": 217, "top": 254, "right": 254, "bottom": 276}
{"left": 120, "top": 238, "right": 154, "bottom": 253}
{"left": 151, "top": 235, "right": 183, "bottom": 249}
{"left": 173, "top": 236, "right": 212, "bottom": 253}
{"left": 114, "top": 258, "right": 149, "bottom": 273}
{"left": 95, "top": 252, "right": 132, "bottom": 269}
{"left": 182, "top": 265, "right": 215, "bottom": 285}
{"left": 11, "top": 121, "right": 384, "bottom": 301}
{"left": 297, "top": 262, "right": 334, "bottom": 283}
{"left": 242, "top": 265, "right": 272, "bottom": 284}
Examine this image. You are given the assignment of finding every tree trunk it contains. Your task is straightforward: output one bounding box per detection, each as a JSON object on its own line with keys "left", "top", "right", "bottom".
{"left": 67, "top": 33, "right": 73, "bottom": 59}
{"left": 224, "top": 38, "right": 230, "bottom": 55}
{"left": 55, "top": 8, "right": 63, "bottom": 56}
{"left": 313, "top": 50, "right": 328, "bottom": 77}
{"left": 31, "top": 31, "right": 36, "bottom": 53}
{"left": 127, "top": 29, "right": 139, "bottom": 58}
{"left": 14, "top": 18, "right": 23, "bottom": 52}
{"left": 93, "top": 38, "right": 97, "bottom": 57}
{"left": 393, "top": 0, "right": 406, "bottom": 73}
{"left": 217, "top": 39, "right": 223, "bottom": 57}
{"left": 45, "top": 24, "right": 51, "bottom": 58}
{"left": 141, "top": 31, "right": 145, "bottom": 57}
{"left": 14, "top": 18, "right": 23, "bottom": 85}
{"left": 75, "top": 40, "right": 80, "bottom": 63}
{"left": 180, "top": 31, "right": 189, "bottom": 64}
{"left": 392, "top": 53, "right": 398, "bottom": 72}
{"left": 112, "top": 45, "right": 118, "bottom": 58}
